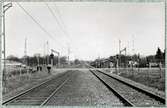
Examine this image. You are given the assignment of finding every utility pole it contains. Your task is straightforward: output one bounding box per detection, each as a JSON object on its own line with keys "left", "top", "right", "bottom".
{"left": 98, "top": 56, "right": 100, "bottom": 68}
{"left": 138, "top": 53, "right": 140, "bottom": 72}
{"left": 43, "top": 43, "right": 46, "bottom": 65}
{"left": 2, "top": 1, "right": 12, "bottom": 93}
{"left": 119, "top": 40, "right": 121, "bottom": 68}
{"left": 24, "top": 37, "right": 27, "bottom": 65}
{"left": 119, "top": 40, "right": 121, "bottom": 55}
{"left": 132, "top": 35, "right": 135, "bottom": 55}
{"left": 120, "top": 47, "right": 127, "bottom": 68}
{"left": 46, "top": 41, "right": 49, "bottom": 65}
{"left": 0, "top": 1, "right": 3, "bottom": 95}
{"left": 24, "top": 37, "right": 29, "bottom": 76}
{"left": 131, "top": 35, "right": 135, "bottom": 73}
{"left": 68, "top": 46, "right": 70, "bottom": 65}
{"left": 125, "top": 48, "right": 127, "bottom": 68}
{"left": 57, "top": 53, "right": 60, "bottom": 68}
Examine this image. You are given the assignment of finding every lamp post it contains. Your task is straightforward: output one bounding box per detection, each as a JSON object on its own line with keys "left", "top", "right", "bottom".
{"left": 2, "top": 2, "right": 12, "bottom": 93}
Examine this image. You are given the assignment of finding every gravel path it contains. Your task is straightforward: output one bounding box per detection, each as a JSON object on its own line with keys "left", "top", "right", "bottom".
{"left": 45, "top": 70, "right": 123, "bottom": 106}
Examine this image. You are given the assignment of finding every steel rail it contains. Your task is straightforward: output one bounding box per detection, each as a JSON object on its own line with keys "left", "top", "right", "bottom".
{"left": 2, "top": 72, "right": 66, "bottom": 105}
{"left": 86, "top": 64, "right": 165, "bottom": 105}
{"left": 96, "top": 69, "right": 165, "bottom": 104}
{"left": 40, "top": 77, "right": 70, "bottom": 106}
{"left": 90, "top": 70, "right": 135, "bottom": 106}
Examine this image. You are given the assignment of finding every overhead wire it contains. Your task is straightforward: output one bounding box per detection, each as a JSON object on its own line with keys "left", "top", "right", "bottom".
{"left": 53, "top": 3, "right": 81, "bottom": 58}
{"left": 45, "top": 3, "right": 70, "bottom": 41}
{"left": 54, "top": 4, "right": 68, "bottom": 34}
{"left": 45, "top": 3, "right": 78, "bottom": 58}
{"left": 16, "top": 2, "right": 66, "bottom": 50}
{"left": 44, "top": 3, "right": 69, "bottom": 49}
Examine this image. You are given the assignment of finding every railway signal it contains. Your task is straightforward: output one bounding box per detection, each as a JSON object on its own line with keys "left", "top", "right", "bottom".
{"left": 50, "top": 53, "right": 54, "bottom": 67}
{"left": 120, "top": 47, "right": 127, "bottom": 68}
{"left": 51, "top": 49, "right": 60, "bottom": 68}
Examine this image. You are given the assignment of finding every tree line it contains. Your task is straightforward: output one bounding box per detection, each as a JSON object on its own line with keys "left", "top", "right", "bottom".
{"left": 6, "top": 54, "right": 83, "bottom": 67}
{"left": 91, "top": 47, "right": 165, "bottom": 68}
{"left": 6, "top": 54, "right": 68, "bottom": 67}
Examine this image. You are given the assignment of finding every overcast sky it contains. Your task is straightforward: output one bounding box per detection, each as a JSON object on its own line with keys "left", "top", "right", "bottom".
{"left": 5, "top": 2, "right": 165, "bottom": 60}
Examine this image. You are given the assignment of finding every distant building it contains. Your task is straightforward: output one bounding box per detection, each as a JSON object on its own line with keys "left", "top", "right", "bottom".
{"left": 1, "top": 59, "right": 23, "bottom": 68}
{"left": 128, "top": 60, "right": 138, "bottom": 67}
{"left": 147, "top": 62, "right": 159, "bottom": 67}
{"left": 101, "top": 59, "right": 114, "bottom": 68}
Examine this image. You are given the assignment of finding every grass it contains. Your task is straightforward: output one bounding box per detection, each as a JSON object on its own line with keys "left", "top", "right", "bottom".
{"left": 104, "top": 68, "right": 165, "bottom": 92}
{"left": 3, "top": 66, "right": 51, "bottom": 95}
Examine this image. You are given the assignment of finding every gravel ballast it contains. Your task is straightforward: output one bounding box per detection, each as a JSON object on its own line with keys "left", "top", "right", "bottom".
{"left": 45, "top": 70, "right": 124, "bottom": 106}
{"left": 94, "top": 70, "right": 164, "bottom": 107}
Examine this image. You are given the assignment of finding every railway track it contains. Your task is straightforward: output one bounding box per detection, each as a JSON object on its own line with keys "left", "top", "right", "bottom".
{"left": 2, "top": 66, "right": 165, "bottom": 106}
{"left": 89, "top": 69, "right": 165, "bottom": 107}
{"left": 3, "top": 71, "right": 72, "bottom": 106}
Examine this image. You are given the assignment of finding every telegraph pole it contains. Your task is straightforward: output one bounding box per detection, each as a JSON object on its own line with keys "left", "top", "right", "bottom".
{"left": 57, "top": 52, "right": 60, "bottom": 68}
{"left": 120, "top": 47, "right": 127, "bottom": 68}
{"left": 132, "top": 35, "right": 135, "bottom": 55}
{"left": 24, "top": 37, "right": 27, "bottom": 65}
{"left": 131, "top": 35, "right": 135, "bottom": 73}
{"left": 119, "top": 40, "right": 121, "bottom": 55}
{"left": 43, "top": 43, "right": 46, "bottom": 65}
{"left": 119, "top": 40, "right": 121, "bottom": 68}
{"left": 46, "top": 41, "right": 49, "bottom": 65}
{"left": 68, "top": 46, "right": 70, "bottom": 65}
{"left": 2, "top": 1, "right": 12, "bottom": 93}
{"left": 1, "top": 1, "right": 3, "bottom": 95}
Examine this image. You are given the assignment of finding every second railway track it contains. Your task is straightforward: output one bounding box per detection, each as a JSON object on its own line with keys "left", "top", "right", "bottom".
{"left": 3, "top": 71, "right": 73, "bottom": 106}
{"left": 2, "top": 67, "right": 165, "bottom": 106}
{"left": 89, "top": 69, "right": 165, "bottom": 107}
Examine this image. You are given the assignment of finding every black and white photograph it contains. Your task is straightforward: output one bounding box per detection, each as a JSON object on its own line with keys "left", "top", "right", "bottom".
{"left": 1, "top": 0, "right": 166, "bottom": 107}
